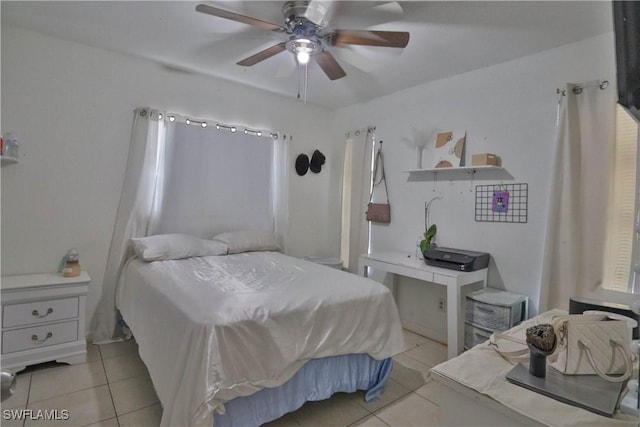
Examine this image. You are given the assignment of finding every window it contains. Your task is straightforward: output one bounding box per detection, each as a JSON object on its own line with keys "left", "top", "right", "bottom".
{"left": 340, "top": 137, "right": 354, "bottom": 267}
{"left": 603, "top": 105, "right": 639, "bottom": 293}
{"left": 155, "top": 122, "right": 276, "bottom": 238}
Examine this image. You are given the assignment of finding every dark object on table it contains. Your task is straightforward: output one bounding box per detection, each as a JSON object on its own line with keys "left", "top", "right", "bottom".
{"left": 423, "top": 247, "right": 489, "bottom": 272}
{"left": 506, "top": 363, "right": 625, "bottom": 417}
{"left": 525, "top": 324, "right": 556, "bottom": 378}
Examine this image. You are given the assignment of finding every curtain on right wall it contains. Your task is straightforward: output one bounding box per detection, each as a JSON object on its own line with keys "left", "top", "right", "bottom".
{"left": 539, "top": 81, "right": 616, "bottom": 311}
{"left": 341, "top": 128, "right": 375, "bottom": 272}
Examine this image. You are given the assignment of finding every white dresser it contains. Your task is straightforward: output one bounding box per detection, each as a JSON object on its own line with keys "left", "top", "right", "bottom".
{"left": 1, "top": 272, "right": 90, "bottom": 372}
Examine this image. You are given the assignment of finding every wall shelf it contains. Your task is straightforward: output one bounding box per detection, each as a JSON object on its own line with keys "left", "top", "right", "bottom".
{"left": 403, "top": 165, "right": 512, "bottom": 181}
{"left": 1, "top": 156, "right": 19, "bottom": 166}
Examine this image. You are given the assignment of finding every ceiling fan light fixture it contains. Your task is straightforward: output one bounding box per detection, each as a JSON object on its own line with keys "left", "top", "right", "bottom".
{"left": 287, "top": 37, "right": 320, "bottom": 64}
{"left": 296, "top": 51, "right": 310, "bottom": 64}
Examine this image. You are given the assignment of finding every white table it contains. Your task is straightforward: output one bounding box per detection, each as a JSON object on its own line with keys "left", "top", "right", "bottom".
{"left": 358, "top": 252, "right": 487, "bottom": 359}
{"left": 430, "top": 309, "right": 639, "bottom": 427}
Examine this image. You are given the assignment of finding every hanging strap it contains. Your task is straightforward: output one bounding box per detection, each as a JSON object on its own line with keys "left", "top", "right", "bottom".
{"left": 579, "top": 339, "right": 633, "bottom": 383}
{"left": 489, "top": 332, "right": 530, "bottom": 364}
{"left": 370, "top": 142, "right": 389, "bottom": 203}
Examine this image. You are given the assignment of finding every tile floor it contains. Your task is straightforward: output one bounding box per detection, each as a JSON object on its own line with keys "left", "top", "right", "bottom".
{"left": 3, "top": 329, "right": 445, "bottom": 427}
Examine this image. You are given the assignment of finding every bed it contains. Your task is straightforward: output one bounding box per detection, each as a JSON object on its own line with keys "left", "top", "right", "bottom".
{"left": 115, "top": 243, "right": 404, "bottom": 427}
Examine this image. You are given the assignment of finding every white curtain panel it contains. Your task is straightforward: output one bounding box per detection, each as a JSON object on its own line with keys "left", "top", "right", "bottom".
{"left": 93, "top": 108, "right": 166, "bottom": 343}
{"left": 154, "top": 122, "right": 276, "bottom": 239}
{"left": 539, "top": 82, "right": 616, "bottom": 311}
{"left": 272, "top": 134, "right": 290, "bottom": 251}
{"left": 341, "top": 129, "right": 374, "bottom": 272}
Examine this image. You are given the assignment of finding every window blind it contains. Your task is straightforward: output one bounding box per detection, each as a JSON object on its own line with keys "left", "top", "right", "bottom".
{"left": 155, "top": 122, "right": 274, "bottom": 238}
{"left": 603, "top": 105, "right": 639, "bottom": 292}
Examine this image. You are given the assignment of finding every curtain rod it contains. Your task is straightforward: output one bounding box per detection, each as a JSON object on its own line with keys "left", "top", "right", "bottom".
{"left": 141, "top": 109, "right": 292, "bottom": 141}
{"left": 556, "top": 80, "right": 609, "bottom": 96}
{"left": 345, "top": 126, "right": 376, "bottom": 138}
{"left": 168, "top": 113, "right": 291, "bottom": 141}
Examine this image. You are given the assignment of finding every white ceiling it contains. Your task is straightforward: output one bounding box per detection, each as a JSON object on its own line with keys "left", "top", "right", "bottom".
{"left": 1, "top": 1, "right": 614, "bottom": 109}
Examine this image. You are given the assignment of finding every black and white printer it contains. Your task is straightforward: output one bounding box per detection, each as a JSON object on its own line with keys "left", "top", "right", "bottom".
{"left": 423, "top": 247, "right": 490, "bottom": 272}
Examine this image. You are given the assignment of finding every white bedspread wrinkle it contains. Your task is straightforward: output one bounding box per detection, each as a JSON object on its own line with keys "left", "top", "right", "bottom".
{"left": 116, "top": 251, "right": 404, "bottom": 427}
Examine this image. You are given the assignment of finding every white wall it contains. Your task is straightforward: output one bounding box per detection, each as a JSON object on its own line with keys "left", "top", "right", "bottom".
{"left": 1, "top": 23, "right": 619, "bottom": 344}
{"left": 0, "top": 25, "right": 341, "bottom": 336}
{"left": 333, "top": 33, "right": 617, "bottom": 342}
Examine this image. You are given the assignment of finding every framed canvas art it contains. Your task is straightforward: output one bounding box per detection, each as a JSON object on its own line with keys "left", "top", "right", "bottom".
{"left": 433, "top": 130, "right": 466, "bottom": 168}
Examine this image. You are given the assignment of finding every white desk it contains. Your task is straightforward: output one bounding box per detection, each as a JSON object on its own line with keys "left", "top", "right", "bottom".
{"left": 358, "top": 252, "right": 487, "bottom": 359}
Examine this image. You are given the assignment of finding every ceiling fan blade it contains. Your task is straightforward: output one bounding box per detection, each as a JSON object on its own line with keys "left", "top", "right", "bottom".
{"left": 314, "top": 51, "right": 346, "bottom": 80}
{"left": 331, "top": 30, "right": 409, "bottom": 48}
{"left": 237, "top": 42, "right": 287, "bottom": 66}
{"left": 195, "top": 4, "right": 285, "bottom": 32}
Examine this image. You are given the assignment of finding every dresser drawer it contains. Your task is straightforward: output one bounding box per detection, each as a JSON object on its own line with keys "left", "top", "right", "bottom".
{"left": 2, "top": 321, "right": 79, "bottom": 354}
{"left": 465, "top": 299, "right": 512, "bottom": 331}
{"left": 3, "top": 297, "right": 79, "bottom": 328}
{"left": 464, "top": 323, "right": 493, "bottom": 349}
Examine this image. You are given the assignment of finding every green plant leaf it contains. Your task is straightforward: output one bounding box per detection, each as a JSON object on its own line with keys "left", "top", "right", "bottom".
{"left": 425, "top": 224, "right": 437, "bottom": 240}
{"left": 420, "top": 239, "right": 428, "bottom": 253}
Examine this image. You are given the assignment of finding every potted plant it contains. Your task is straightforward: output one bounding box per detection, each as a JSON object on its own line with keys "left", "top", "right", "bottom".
{"left": 420, "top": 224, "right": 437, "bottom": 254}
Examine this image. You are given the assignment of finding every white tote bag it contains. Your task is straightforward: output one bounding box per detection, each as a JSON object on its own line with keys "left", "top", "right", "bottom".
{"left": 548, "top": 314, "right": 633, "bottom": 382}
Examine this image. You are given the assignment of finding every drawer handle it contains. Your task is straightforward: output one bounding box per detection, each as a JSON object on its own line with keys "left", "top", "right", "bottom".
{"left": 476, "top": 306, "right": 495, "bottom": 314}
{"left": 31, "top": 332, "right": 53, "bottom": 343}
{"left": 32, "top": 308, "right": 54, "bottom": 318}
{"left": 474, "top": 333, "right": 488, "bottom": 339}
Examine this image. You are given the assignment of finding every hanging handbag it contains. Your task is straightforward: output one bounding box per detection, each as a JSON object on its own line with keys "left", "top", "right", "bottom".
{"left": 548, "top": 314, "right": 633, "bottom": 382}
{"left": 366, "top": 143, "right": 391, "bottom": 223}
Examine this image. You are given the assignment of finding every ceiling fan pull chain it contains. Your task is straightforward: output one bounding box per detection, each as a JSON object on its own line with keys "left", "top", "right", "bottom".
{"left": 304, "top": 63, "right": 309, "bottom": 104}
{"left": 296, "top": 61, "right": 301, "bottom": 100}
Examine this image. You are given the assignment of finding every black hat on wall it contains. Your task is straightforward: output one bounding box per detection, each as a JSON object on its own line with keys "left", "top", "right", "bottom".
{"left": 295, "top": 154, "right": 310, "bottom": 176}
{"left": 309, "top": 150, "right": 326, "bottom": 173}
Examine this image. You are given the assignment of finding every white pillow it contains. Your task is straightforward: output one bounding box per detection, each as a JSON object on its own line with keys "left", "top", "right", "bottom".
{"left": 212, "top": 230, "right": 280, "bottom": 254}
{"left": 130, "top": 233, "right": 228, "bottom": 261}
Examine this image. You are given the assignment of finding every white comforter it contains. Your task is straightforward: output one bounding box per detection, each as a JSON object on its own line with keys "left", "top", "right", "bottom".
{"left": 116, "top": 252, "right": 404, "bottom": 427}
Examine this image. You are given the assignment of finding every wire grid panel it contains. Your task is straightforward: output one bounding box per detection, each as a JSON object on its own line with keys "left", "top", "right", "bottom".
{"left": 475, "top": 183, "right": 528, "bottom": 223}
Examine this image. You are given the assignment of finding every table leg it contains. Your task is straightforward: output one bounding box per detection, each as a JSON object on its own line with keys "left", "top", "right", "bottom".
{"left": 446, "top": 284, "right": 460, "bottom": 359}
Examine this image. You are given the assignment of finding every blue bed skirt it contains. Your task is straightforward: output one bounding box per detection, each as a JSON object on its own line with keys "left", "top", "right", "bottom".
{"left": 213, "top": 354, "right": 393, "bottom": 427}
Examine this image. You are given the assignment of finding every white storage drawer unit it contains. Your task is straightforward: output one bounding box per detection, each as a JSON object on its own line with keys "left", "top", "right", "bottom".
{"left": 464, "top": 288, "right": 528, "bottom": 350}
{"left": 464, "top": 323, "right": 494, "bottom": 348}
{"left": 1, "top": 272, "right": 90, "bottom": 372}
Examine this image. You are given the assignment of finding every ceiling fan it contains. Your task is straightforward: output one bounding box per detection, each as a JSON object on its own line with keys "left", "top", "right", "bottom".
{"left": 195, "top": 1, "right": 410, "bottom": 81}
